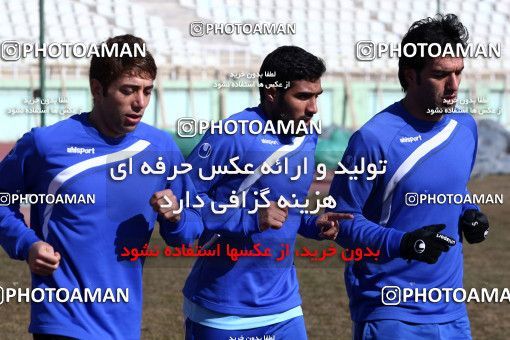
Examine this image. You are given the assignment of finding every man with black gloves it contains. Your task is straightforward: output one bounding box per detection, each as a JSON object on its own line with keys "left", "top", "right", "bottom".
{"left": 327, "top": 14, "right": 489, "bottom": 339}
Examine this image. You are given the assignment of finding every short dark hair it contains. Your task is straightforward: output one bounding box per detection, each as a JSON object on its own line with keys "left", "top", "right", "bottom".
{"left": 259, "top": 46, "right": 326, "bottom": 103}
{"left": 398, "top": 14, "right": 469, "bottom": 91}
{"left": 89, "top": 34, "right": 157, "bottom": 95}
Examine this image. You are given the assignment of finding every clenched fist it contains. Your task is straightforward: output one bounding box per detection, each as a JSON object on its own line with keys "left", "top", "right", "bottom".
{"left": 150, "top": 189, "right": 181, "bottom": 223}
{"left": 258, "top": 201, "right": 288, "bottom": 231}
{"left": 28, "top": 241, "right": 61, "bottom": 276}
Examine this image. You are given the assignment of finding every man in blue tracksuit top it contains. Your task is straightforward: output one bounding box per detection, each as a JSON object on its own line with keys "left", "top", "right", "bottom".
{"left": 0, "top": 35, "right": 202, "bottom": 339}
{"left": 182, "top": 46, "right": 353, "bottom": 339}
{"left": 328, "top": 14, "right": 490, "bottom": 339}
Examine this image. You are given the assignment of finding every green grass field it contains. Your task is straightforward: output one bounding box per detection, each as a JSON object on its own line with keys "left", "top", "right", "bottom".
{"left": 0, "top": 175, "right": 509, "bottom": 339}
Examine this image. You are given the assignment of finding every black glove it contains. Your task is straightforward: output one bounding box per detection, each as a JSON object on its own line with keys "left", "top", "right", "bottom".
{"left": 400, "top": 224, "right": 456, "bottom": 264}
{"left": 460, "top": 209, "right": 489, "bottom": 244}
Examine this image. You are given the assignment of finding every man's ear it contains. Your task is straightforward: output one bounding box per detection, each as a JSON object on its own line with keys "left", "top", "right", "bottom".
{"left": 264, "top": 86, "right": 278, "bottom": 105}
{"left": 404, "top": 68, "right": 419, "bottom": 89}
{"left": 90, "top": 79, "right": 104, "bottom": 104}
